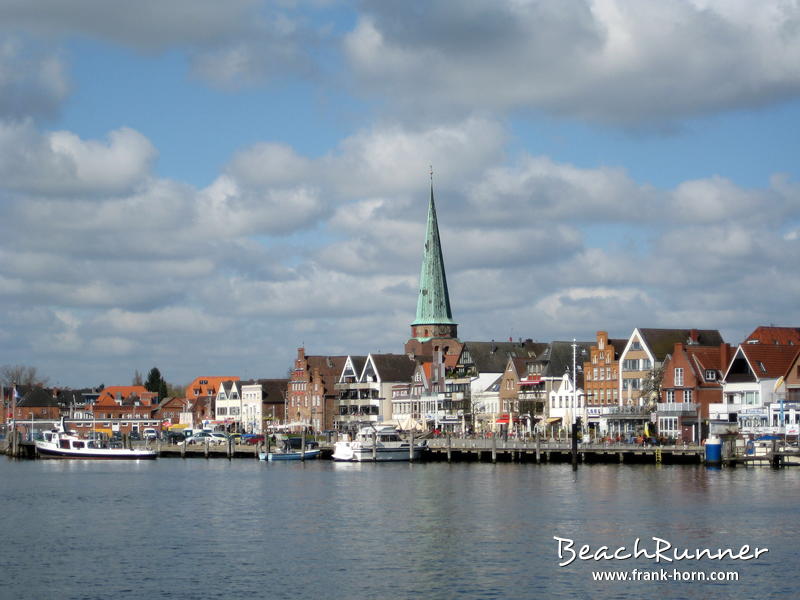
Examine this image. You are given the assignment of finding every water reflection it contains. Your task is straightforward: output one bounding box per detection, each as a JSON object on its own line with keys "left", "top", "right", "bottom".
{"left": 1, "top": 460, "right": 797, "bottom": 599}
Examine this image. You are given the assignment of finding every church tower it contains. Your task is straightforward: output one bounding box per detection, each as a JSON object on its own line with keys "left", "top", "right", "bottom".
{"left": 405, "top": 176, "right": 459, "bottom": 356}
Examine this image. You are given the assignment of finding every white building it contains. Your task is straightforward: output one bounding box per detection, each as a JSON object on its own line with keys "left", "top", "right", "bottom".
{"left": 546, "top": 373, "right": 585, "bottom": 435}
{"left": 709, "top": 343, "right": 798, "bottom": 436}
{"left": 214, "top": 380, "right": 241, "bottom": 431}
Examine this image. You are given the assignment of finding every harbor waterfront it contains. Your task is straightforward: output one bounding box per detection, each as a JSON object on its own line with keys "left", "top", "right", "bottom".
{"left": 0, "top": 459, "right": 797, "bottom": 599}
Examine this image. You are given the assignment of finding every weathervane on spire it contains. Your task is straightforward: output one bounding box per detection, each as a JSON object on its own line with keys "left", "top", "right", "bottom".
{"left": 429, "top": 164, "right": 433, "bottom": 183}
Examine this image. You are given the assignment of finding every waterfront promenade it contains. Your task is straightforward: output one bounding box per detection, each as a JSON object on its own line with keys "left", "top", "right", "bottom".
{"left": 6, "top": 435, "right": 799, "bottom": 466}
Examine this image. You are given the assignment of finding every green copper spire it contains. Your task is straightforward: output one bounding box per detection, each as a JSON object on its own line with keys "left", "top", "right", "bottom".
{"left": 412, "top": 182, "right": 456, "bottom": 328}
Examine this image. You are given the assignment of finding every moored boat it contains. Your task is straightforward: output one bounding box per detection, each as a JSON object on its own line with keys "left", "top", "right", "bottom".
{"left": 258, "top": 448, "right": 321, "bottom": 461}
{"left": 35, "top": 420, "right": 158, "bottom": 460}
{"left": 332, "top": 425, "right": 425, "bottom": 462}
{"left": 259, "top": 437, "right": 321, "bottom": 461}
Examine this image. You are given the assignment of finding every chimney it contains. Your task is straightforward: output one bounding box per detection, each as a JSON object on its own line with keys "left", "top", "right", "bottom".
{"left": 689, "top": 329, "right": 699, "bottom": 344}
{"left": 720, "top": 343, "right": 731, "bottom": 374}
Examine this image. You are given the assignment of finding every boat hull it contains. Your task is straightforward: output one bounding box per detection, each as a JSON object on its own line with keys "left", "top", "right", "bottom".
{"left": 259, "top": 449, "right": 321, "bottom": 461}
{"left": 332, "top": 443, "right": 424, "bottom": 462}
{"left": 35, "top": 444, "right": 158, "bottom": 460}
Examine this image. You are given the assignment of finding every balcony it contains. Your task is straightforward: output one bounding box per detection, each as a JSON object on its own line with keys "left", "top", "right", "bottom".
{"left": 656, "top": 402, "right": 698, "bottom": 415}
{"left": 601, "top": 405, "right": 651, "bottom": 418}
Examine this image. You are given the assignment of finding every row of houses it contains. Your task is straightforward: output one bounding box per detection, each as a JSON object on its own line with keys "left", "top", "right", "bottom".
{"left": 1, "top": 377, "right": 289, "bottom": 438}
{"left": 284, "top": 325, "right": 800, "bottom": 444}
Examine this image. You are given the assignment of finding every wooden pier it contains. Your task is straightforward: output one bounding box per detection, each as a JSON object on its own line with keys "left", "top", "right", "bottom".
{"left": 5, "top": 435, "right": 799, "bottom": 467}
{"left": 424, "top": 438, "right": 705, "bottom": 465}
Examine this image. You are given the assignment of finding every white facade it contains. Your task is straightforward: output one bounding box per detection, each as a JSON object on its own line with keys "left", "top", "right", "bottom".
{"left": 240, "top": 383, "right": 264, "bottom": 434}
{"left": 706, "top": 344, "right": 789, "bottom": 436}
{"left": 547, "top": 373, "right": 585, "bottom": 431}
{"left": 214, "top": 381, "right": 241, "bottom": 430}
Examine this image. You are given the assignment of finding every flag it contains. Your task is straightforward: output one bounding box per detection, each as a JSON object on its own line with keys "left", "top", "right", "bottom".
{"left": 11, "top": 384, "right": 19, "bottom": 421}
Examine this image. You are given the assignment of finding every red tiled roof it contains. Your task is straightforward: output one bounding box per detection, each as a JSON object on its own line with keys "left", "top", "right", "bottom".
{"left": 744, "top": 326, "right": 800, "bottom": 346}
{"left": 739, "top": 345, "right": 800, "bottom": 379}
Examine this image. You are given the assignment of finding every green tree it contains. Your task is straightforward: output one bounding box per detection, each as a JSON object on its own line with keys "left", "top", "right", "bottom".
{"left": 145, "top": 367, "right": 168, "bottom": 399}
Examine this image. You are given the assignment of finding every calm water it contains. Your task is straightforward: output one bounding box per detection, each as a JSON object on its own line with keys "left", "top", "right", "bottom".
{"left": 1, "top": 458, "right": 797, "bottom": 600}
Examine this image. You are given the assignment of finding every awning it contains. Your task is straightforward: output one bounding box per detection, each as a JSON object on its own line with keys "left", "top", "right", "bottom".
{"left": 546, "top": 417, "right": 562, "bottom": 424}
{"left": 495, "top": 414, "right": 520, "bottom": 425}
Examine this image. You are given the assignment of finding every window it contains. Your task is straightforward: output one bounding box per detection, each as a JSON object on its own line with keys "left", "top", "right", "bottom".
{"left": 704, "top": 370, "right": 717, "bottom": 381}
{"left": 593, "top": 368, "right": 598, "bottom": 381}
{"left": 641, "top": 359, "right": 652, "bottom": 370}
{"left": 631, "top": 341, "right": 642, "bottom": 350}
{"left": 683, "top": 390, "right": 693, "bottom": 404}
{"left": 658, "top": 417, "right": 678, "bottom": 437}
{"left": 674, "top": 368, "right": 684, "bottom": 387}
{"left": 666, "top": 390, "right": 674, "bottom": 403}
{"left": 218, "top": 407, "right": 227, "bottom": 416}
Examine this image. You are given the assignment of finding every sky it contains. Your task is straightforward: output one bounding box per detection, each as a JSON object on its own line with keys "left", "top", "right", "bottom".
{"left": 1, "top": 0, "right": 799, "bottom": 389}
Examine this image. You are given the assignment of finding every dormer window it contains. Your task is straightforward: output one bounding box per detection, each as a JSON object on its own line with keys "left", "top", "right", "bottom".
{"left": 704, "top": 370, "right": 717, "bottom": 381}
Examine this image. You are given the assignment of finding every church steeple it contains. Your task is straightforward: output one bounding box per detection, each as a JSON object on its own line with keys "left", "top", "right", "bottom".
{"left": 409, "top": 174, "right": 457, "bottom": 342}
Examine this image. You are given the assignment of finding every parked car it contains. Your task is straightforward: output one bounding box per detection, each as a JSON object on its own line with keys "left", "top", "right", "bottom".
{"left": 243, "top": 434, "right": 264, "bottom": 446}
{"left": 129, "top": 431, "right": 142, "bottom": 441}
{"left": 184, "top": 432, "right": 228, "bottom": 445}
{"left": 142, "top": 428, "right": 158, "bottom": 440}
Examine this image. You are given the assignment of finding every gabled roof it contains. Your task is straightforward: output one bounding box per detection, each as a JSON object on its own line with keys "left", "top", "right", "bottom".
{"left": 185, "top": 376, "right": 239, "bottom": 399}
{"left": 97, "top": 385, "right": 149, "bottom": 404}
{"left": 636, "top": 329, "right": 724, "bottom": 361}
{"left": 725, "top": 344, "right": 800, "bottom": 381}
{"left": 461, "top": 340, "right": 546, "bottom": 373}
{"left": 532, "top": 341, "right": 593, "bottom": 377}
{"left": 17, "top": 387, "right": 62, "bottom": 408}
{"left": 608, "top": 339, "right": 629, "bottom": 359}
{"left": 258, "top": 379, "right": 288, "bottom": 403}
{"left": 306, "top": 355, "right": 348, "bottom": 376}
{"left": 365, "top": 354, "right": 417, "bottom": 383}
{"left": 219, "top": 380, "right": 239, "bottom": 396}
{"left": 339, "top": 355, "right": 368, "bottom": 382}
{"left": 507, "top": 356, "right": 530, "bottom": 379}
{"left": 744, "top": 326, "right": 800, "bottom": 346}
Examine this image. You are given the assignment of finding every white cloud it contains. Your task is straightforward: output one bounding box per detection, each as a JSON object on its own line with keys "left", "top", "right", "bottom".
{"left": 344, "top": 0, "right": 800, "bottom": 125}
{"left": 1, "top": 116, "right": 799, "bottom": 386}
{"left": 0, "top": 120, "right": 156, "bottom": 196}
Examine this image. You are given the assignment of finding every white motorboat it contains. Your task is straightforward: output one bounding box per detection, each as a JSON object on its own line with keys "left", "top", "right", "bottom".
{"left": 35, "top": 420, "right": 158, "bottom": 460}
{"left": 332, "top": 425, "right": 425, "bottom": 462}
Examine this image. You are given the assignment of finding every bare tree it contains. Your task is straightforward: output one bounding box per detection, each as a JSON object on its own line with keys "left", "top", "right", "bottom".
{"left": 132, "top": 369, "right": 143, "bottom": 386}
{"left": 640, "top": 365, "right": 665, "bottom": 409}
{"left": 0, "top": 364, "right": 49, "bottom": 387}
